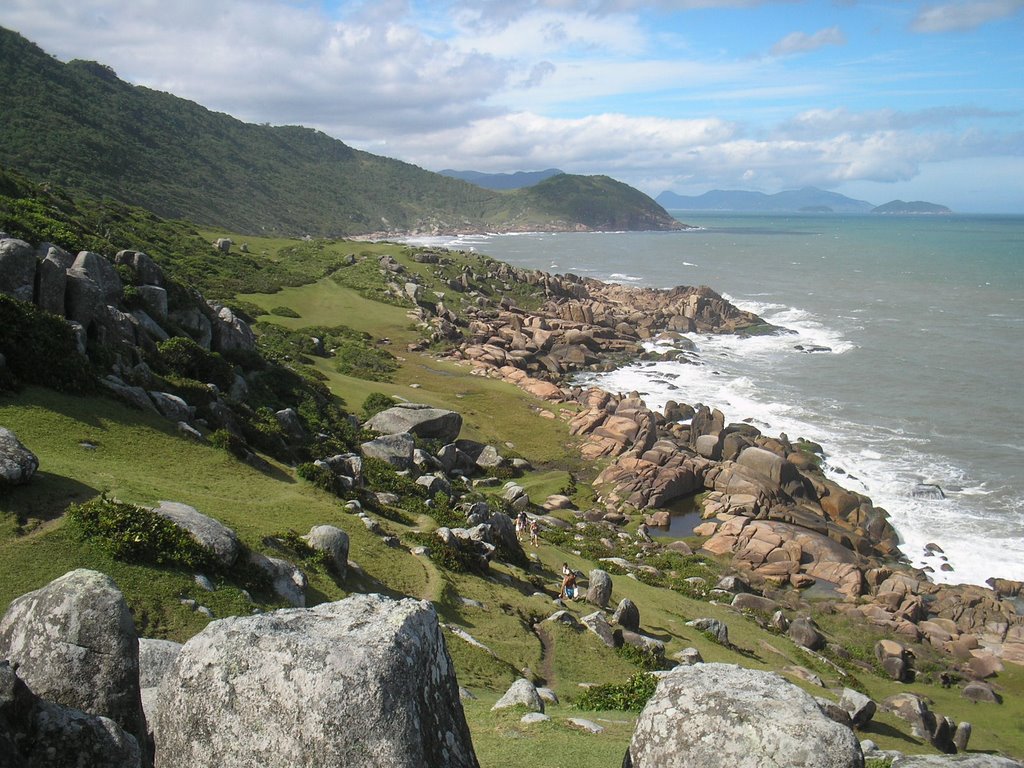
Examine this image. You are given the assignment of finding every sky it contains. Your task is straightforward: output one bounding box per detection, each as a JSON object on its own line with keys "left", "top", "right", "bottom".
{"left": 1, "top": 0, "right": 1022, "bottom": 212}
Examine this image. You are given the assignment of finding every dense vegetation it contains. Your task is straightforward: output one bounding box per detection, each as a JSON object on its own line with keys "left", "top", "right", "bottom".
{"left": 0, "top": 26, "right": 680, "bottom": 237}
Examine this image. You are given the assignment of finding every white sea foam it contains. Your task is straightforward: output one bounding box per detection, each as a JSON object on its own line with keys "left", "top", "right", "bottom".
{"left": 579, "top": 328, "right": 1024, "bottom": 587}
{"left": 609, "top": 273, "right": 644, "bottom": 283}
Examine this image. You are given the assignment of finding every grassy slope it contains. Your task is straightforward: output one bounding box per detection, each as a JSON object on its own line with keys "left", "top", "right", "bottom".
{"left": 2, "top": 233, "right": 1022, "bottom": 764}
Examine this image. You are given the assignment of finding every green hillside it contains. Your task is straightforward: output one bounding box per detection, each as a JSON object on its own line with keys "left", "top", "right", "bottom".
{"left": 0, "top": 27, "right": 680, "bottom": 237}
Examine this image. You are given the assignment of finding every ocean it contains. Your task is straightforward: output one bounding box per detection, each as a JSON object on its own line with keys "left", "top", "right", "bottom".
{"left": 404, "top": 213, "right": 1024, "bottom": 587}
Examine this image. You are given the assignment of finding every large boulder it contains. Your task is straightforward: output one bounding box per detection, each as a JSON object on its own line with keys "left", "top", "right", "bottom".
{"left": 491, "top": 678, "right": 544, "bottom": 713}
{"left": 153, "top": 594, "right": 478, "bottom": 768}
{"left": 0, "top": 569, "right": 148, "bottom": 750}
{"left": 138, "top": 638, "right": 183, "bottom": 730}
{"left": 0, "top": 660, "right": 142, "bottom": 768}
{"left": 0, "top": 238, "right": 37, "bottom": 302}
{"left": 366, "top": 404, "right": 463, "bottom": 443}
{"left": 72, "top": 251, "right": 122, "bottom": 304}
{"left": 302, "top": 525, "right": 350, "bottom": 578}
{"left": 625, "top": 664, "right": 863, "bottom": 768}
{"left": 788, "top": 617, "right": 826, "bottom": 651}
{"left": 153, "top": 501, "right": 241, "bottom": 568}
{"left": 248, "top": 552, "right": 307, "bottom": 607}
{"left": 586, "top": 568, "right": 613, "bottom": 608}
{"left": 0, "top": 426, "right": 39, "bottom": 488}
{"left": 209, "top": 304, "right": 256, "bottom": 354}
{"left": 360, "top": 432, "right": 416, "bottom": 471}
{"left": 891, "top": 757, "right": 1023, "bottom": 767}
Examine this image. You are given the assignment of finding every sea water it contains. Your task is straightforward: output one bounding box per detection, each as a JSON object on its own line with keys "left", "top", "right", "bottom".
{"left": 405, "top": 214, "right": 1024, "bottom": 587}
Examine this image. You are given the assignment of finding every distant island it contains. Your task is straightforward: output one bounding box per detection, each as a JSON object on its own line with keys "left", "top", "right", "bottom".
{"left": 655, "top": 187, "right": 874, "bottom": 213}
{"left": 654, "top": 186, "right": 953, "bottom": 215}
{"left": 871, "top": 200, "right": 952, "bottom": 215}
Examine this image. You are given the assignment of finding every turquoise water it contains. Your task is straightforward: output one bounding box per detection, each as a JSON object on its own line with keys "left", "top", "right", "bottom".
{"left": 407, "top": 214, "right": 1024, "bottom": 586}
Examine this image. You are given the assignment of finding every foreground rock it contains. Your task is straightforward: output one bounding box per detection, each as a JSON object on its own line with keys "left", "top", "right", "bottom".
{"left": 625, "top": 663, "right": 863, "bottom": 767}
{"left": 0, "top": 660, "right": 142, "bottom": 768}
{"left": 154, "top": 594, "right": 478, "bottom": 767}
{"left": 0, "top": 568, "right": 148, "bottom": 750}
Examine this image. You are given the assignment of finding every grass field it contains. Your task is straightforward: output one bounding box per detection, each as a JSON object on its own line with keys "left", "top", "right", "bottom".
{"left": 2, "top": 233, "right": 1022, "bottom": 764}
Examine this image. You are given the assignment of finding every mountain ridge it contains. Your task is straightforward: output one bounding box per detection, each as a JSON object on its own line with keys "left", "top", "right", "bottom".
{"left": 0, "top": 27, "right": 679, "bottom": 237}
{"left": 438, "top": 168, "right": 565, "bottom": 190}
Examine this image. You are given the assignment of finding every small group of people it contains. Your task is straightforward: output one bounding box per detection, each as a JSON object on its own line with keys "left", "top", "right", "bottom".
{"left": 560, "top": 562, "right": 579, "bottom": 600}
{"left": 515, "top": 510, "right": 540, "bottom": 547}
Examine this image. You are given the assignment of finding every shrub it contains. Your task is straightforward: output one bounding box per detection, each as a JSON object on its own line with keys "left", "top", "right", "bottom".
{"left": 406, "top": 532, "right": 477, "bottom": 573}
{"left": 209, "top": 429, "right": 249, "bottom": 460}
{"left": 296, "top": 462, "right": 337, "bottom": 494}
{"left": 334, "top": 339, "right": 398, "bottom": 382}
{"left": 154, "top": 336, "right": 235, "bottom": 391}
{"left": 0, "top": 295, "right": 96, "bottom": 393}
{"left": 574, "top": 672, "right": 657, "bottom": 712}
{"left": 271, "top": 530, "right": 328, "bottom": 570}
{"left": 269, "top": 306, "right": 300, "bottom": 318}
{"left": 67, "top": 495, "right": 214, "bottom": 570}
{"left": 618, "top": 644, "right": 667, "bottom": 671}
{"left": 362, "top": 457, "right": 426, "bottom": 498}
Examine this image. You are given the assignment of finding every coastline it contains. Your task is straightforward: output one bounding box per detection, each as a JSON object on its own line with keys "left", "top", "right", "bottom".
{"left": 408, "top": 243, "right": 1024, "bottom": 670}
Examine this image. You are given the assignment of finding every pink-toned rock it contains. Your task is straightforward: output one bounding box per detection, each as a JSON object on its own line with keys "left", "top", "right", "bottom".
{"left": 790, "top": 573, "right": 816, "bottom": 589}
{"left": 702, "top": 534, "right": 737, "bottom": 556}
{"left": 967, "top": 653, "right": 1004, "bottom": 679}
{"left": 693, "top": 522, "right": 718, "bottom": 537}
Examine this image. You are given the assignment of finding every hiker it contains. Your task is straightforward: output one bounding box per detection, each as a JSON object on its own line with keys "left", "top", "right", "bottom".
{"left": 560, "top": 563, "right": 576, "bottom": 599}
{"left": 530, "top": 519, "right": 540, "bottom": 547}
{"left": 562, "top": 570, "right": 578, "bottom": 600}
{"left": 515, "top": 510, "right": 528, "bottom": 541}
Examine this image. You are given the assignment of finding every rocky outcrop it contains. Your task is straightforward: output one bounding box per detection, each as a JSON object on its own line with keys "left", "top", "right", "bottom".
{"left": 360, "top": 432, "right": 416, "bottom": 470}
{"left": 0, "top": 569, "right": 148, "bottom": 753}
{"left": 625, "top": 664, "right": 863, "bottom": 767}
{"left": 154, "top": 594, "right": 478, "bottom": 768}
{"left": 0, "top": 426, "right": 38, "bottom": 487}
{"left": 366, "top": 403, "right": 463, "bottom": 443}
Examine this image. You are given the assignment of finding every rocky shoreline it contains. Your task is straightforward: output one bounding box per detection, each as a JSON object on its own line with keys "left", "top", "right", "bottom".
{"left": 415, "top": 251, "right": 1024, "bottom": 676}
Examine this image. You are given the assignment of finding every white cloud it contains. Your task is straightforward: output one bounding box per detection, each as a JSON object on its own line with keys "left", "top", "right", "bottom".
{"left": 911, "top": 0, "right": 1024, "bottom": 33}
{"left": 770, "top": 26, "right": 846, "bottom": 56}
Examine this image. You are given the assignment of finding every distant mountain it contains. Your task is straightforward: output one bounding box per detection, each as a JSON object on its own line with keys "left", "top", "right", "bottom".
{"left": 438, "top": 168, "right": 564, "bottom": 190}
{"left": 656, "top": 187, "right": 874, "bottom": 213}
{"left": 0, "top": 27, "right": 679, "bottom": 236}
{"left": 871, "top": 200, "right": 952, "bottom": 215}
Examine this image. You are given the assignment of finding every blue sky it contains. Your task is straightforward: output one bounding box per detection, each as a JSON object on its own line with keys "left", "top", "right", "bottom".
{"left": 2, "top": 0, "right": 1022, "bottom": 211}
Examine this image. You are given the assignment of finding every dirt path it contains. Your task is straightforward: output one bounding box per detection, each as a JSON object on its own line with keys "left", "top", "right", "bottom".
{"left": 534, "top": 622, "right": 556, "bottom": 688}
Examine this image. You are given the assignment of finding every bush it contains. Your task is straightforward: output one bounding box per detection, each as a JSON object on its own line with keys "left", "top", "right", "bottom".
{"left": 209, "top": 429, "right": 249, "bottom": 460}
{"left": 269, "top": 306, "right": 300, "bottom": 318}
{"left": 154, "top": 336, "right": 235, "bottom": 391}
{"left": 296, "top": 462, "right": 337, "bottom": 494}
{"left": 618, "top": 644, "right": 667, "bottom": 671}
{"left": 0, "top": 295, "right": 96, "bottom": 393}
{"left": 406, "top": 532, "right": 477, "bottom": 573}
{"left": 362, "top": 457, "right": 426, "bottom": 498}
{"left": 362, "top": 392, "right": 397, "bottom": 419}
{"left": 574, "top": 672, "right": 657, "bottom": 712}
{"left": 67, "top": 495, "right": 214, "bottom": 570}
{"left": 334, "top": 339, "right": 398, "bottom": 382}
